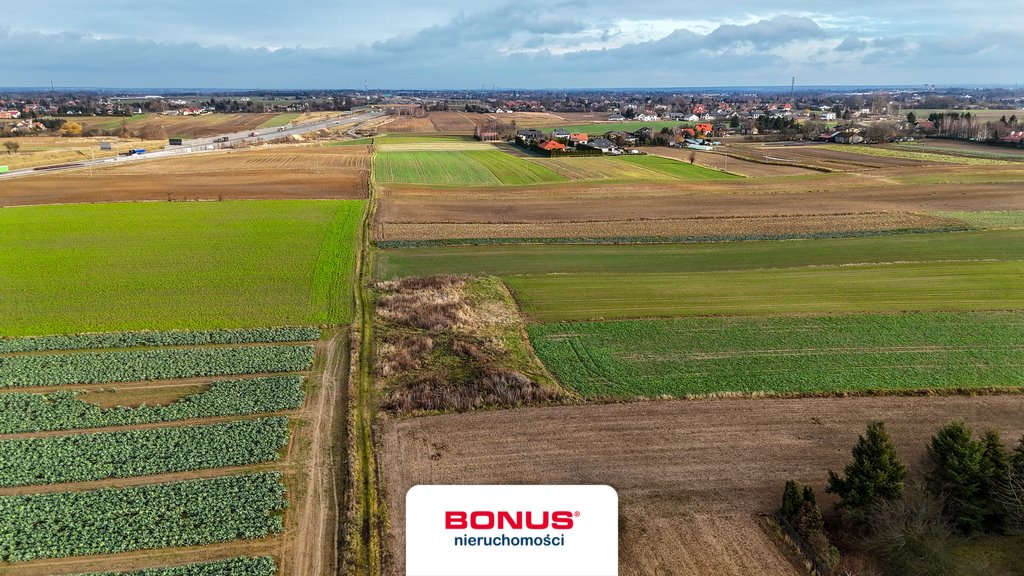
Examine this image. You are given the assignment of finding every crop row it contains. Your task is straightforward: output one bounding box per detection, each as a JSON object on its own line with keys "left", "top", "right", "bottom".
{"left": 0, "top": 416, "right": 290, "bottom": 487}
{"left": 0, "top": 326, "right": 321, "bottom": 354}
{"left": 0, "top": 472, "right": 287, "bottom": 562}
{"left": 72, "top": 557, "right": 277, "bottom": 576}
{"left": 0, "top": 344, "right": 314, "bottom": 388}
{"left": 0, "top": 376, "right": 304, "bottom": 434}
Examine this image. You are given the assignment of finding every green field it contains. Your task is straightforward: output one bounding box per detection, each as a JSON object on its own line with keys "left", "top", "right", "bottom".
{"left": 822, "top": 144, "right": 1013, "bottom": 165}
{"left": 929, "top": 211, "right": 1024, "bottom": 229}
{"left": 528, "top": 312, "right": 1024, "bottom": 397}
{"left": 539, "top": 121, "right": 695, "bottom": 134}
{"left": 376, "top": 230, "right": 1024, "bottom": 322}
{"left": 259, "top": 112, "right": 301, "bottom": 128}
{"left": 506, "top": 261, "right": 1023, "bottom": 321}
{"left": 374, "top": 150, "right": 567, "bottom": 186}
{"left": 618, "top": 155, "right": 742, "bottom": 180}
{"left": 0, "top": 200, "right": 364, "bottom": 336}
{"left": 375, "top": 229, "right": 1024, "bottom": 278}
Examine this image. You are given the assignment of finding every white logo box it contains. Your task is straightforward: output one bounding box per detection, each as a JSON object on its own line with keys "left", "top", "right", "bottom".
{"left": 406, "top": 485, "right": 618, "bottom": 576}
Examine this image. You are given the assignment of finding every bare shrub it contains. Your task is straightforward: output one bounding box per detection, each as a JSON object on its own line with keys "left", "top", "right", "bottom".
{"left": 376, "top": 334, "right": 433, "bottom": 377}
{"left": 861, "top": 487, "right": 953, "bottom": 576}
{"left": 833, "top": 551, "right": 882, "bottom": 576}
{"left": 375, "top": 275, "right": 470, "bottom": 331}
{"left": 452, "top": 338, "right": 492, "bottom": 362}
{"left": 382, "top": 367, "right": 563, "bottom": 412}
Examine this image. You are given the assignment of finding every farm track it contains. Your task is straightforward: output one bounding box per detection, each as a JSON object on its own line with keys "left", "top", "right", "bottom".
{"left": 379, "top": 395, "right": 1024, "bottom": 576}
{"left": 287, "top": 331, "right": 349, "bottom": 576}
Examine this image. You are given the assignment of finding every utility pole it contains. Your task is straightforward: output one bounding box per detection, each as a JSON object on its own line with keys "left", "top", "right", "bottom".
{"left": 790, "top": 76, "right": 795, "bottom": 103}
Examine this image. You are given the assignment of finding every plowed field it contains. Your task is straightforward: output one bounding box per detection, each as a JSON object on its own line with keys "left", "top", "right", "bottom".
{"left": 380, "top": 396, "right": 1024, "bottom": 576}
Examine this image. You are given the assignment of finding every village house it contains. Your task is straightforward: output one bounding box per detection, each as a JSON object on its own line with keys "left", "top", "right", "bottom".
{"left": 538, "top": 140, "right": 566, "bottom": 152}
{"left": 582, "top": 137, "right": 616, "bottom": 153}
{"left": 608, "top": 113, "right": 626, "bottom": 121}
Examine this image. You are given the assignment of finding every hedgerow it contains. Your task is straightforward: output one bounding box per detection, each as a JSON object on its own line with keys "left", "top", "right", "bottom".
{"left": 71, "top": 557, "right": 277, "bottom": 576}
{"left": 0, "top": 327, "right": 320, "bottom": 354}
{"left": 0, "top": 416, "right": 290, "bottom": 487}
{"left": 0, "top": 345, "right": 314, "bottom": 387}
{"left": 0, "top": 473, "right": 287, "bottom": 562}
{"left": 0, "top": 376, "right": 304, "bottom": 434}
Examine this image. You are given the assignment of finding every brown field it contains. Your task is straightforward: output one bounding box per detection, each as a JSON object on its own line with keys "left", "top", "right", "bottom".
{"left": 380, "top": 395, "right": 1024, "bottom": 576}
{"left": 646, "top": 147, "right": 818, "bottom": 177}
{"left": 380, "top": 112, "right": 490, "bottom": 134}
{"left": 732, "top": 143, "right": 924, "bottom": 171}
{"left": 889, "top": 138, "right": 1024, "bottom": 158}
{"left": 380, "top": 115, "right": 437, "bottom": 133}
{"left": 64, "top": 112, "right": 340, "bottom": 139}
{"left": 481, "top": 111, "right": 574, "bottom": 127}
{"left": 378, "top": 212, "right": 956, "bottom": 241}
{"left": 376, "top": 171, "right": 1024, "bottom": 240}
{"left": 0, "top": 335, "right": 349, "bottom": 576}
{"left": 0, "top": 145, "right": 370, "bottom": 206}
{"left": 0, "top": 136, "right": 167, "bottom": 170}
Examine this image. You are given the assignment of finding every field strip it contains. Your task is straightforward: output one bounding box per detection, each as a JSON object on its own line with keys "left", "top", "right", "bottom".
{"left": 0, "top": 538, "right": 282, "bottom": 576}
{"left": 0, "top": 410, "right": 296, "bottom": 440}
{"left": 0, "top": 339, "right": 319, "bottom": 358}
{"left": 0, "top": 371, "right": 305, "bottom": 393}
{"left": 0, "top": 461, "right": 285, "bottom": 496}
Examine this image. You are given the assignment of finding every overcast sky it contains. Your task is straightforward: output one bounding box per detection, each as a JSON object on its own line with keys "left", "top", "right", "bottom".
{"left": 1, "top": 0, "right": 1021, "bottom": 89}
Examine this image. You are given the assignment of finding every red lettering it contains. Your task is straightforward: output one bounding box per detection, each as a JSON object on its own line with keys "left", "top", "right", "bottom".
{"left": 445, "top": 511, "right": 467, "bottom": 529}
{"left": 551, "top": 511, "right": 575, "bottom": 529}
{"left": 497, "top": 511, "right": 522, "bottom": 529}
{"left": 470, "top": 511, "right": 495, "bottom": 529}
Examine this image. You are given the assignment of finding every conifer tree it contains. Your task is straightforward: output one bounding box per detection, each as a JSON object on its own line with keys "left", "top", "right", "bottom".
{"left": 827, "top": 421, "right": 907, "bottom": 510}
{"left": 925, "top": 421, "right": 989, "bottom": 534}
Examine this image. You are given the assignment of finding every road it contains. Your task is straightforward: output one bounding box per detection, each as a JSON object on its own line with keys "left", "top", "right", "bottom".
{"left": 0, "top": 109, "right": 383, "bottom": 180}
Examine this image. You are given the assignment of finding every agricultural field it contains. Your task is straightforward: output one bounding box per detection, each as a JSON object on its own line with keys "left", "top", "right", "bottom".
{"left": 821, "top": 143, "right": 1016, "bottom": 165}
{"left": 380, "top": 395, "right": 1024, "bottom": 576}
{"left": 0, "top": 326, "right": 328, "bottom": 575}
{"left": 0, "top": 146, "right": 371, "bottom": 205}
{"left": 379, "top": 212, "right": 955, "bottom": 242}
{"left": 0, "top": 200, "right": 363, "bottom": 335}
{"left": 929, "top": 210, "right": 1024, "bottom": 228}
{"left": 887, "top": 138, "right": 1024, "bottom": 160}
{"left": 646, "top": 147, "right": 818, "bottom": 177}
{"left": 0, "top": 136, "right": 167, "bottom": 170}
{"left": 907, "top": 108, "right": 1024, "bottom": 123}
{"left": 617, "top": 155, "right": 742, "bottom": 180}
{"left": 528, "top": 312, "right": 1024, "bottom": 398}
{"left": 374, "top": 150, "right": 567, "bottom": 186}
{"left": 379, "top": 112, "right": 479, "bottom": 133}
{"left": 536, "top": 121, "right": 695, "bottom": 134}
{"left": 376, "top": 228, "right": 1024, "bottom": 278}
{"left": 65, "top": 112, "right": 342, "bottom": 139}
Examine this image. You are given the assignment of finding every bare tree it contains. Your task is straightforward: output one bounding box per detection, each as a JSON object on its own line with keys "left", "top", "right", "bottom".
{"left": 688, "top": 151, "right": 696, "bottom": 164}
{"left": 3, "top": 141, "right": 19, "bottom": 155}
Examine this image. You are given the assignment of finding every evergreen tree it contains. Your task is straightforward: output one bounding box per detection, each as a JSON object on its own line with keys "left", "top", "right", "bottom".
{"left": 802, "top": 485, "right": 816, "bottom": 506}
{"left": 827, "top": 421, "right": 907, "bottom": 510}
{"left": 906, "top": 111, "right": 917, "bottom": 125}
{"left": 981, "top": 430, "right": 1010, "bottom": 531}
{"left": 780, "top": 479, "right": 802, "bottom": 523}
{"left": 925, "top": 421, "right": 988, "bottom": 534}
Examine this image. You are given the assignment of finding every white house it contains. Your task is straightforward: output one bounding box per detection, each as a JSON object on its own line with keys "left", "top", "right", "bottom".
{"left": 822, "top": 112, "right": 837, "bottom": 121}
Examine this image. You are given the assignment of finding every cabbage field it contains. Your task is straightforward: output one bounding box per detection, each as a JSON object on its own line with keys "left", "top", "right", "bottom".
{"left": 0, "top": 416, "right": 290, "bottom": 487}
{"left": 0, "top": 375, "right": 304, "bottom": 434}
{"left": 0, "top": 473, "right": 287, "bottom": 561}
{"left": 71, "top": 557, "right": 278, "bottom": 576}
{"left": 0, "top": 344, "right": 314, "bottom": 387}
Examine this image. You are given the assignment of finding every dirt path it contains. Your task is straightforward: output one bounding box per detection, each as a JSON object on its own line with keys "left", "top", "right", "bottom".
{"left": 379, "top": 395, "right": 1024, "bottom": 576}
{"left": 284, "top": 332, "right": 349, "bottom": 576}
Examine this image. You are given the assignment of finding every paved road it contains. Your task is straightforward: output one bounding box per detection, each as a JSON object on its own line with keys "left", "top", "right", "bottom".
{"left": 0, "top": 109, "right": 383, "bottom": 180}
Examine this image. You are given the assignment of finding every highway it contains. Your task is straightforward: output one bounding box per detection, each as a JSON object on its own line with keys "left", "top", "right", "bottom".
{"left": 0, "top": 108, "right": 383, "bottom": 180}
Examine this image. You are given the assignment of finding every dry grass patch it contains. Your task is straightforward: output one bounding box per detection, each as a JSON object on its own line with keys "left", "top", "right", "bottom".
{"left": 373, "top": 276, "right": 566, "bottom": 413}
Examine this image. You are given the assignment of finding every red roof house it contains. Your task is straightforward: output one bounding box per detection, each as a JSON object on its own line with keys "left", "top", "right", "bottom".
{"left": 538, "top": 140, "right": 566, "bottom": 151}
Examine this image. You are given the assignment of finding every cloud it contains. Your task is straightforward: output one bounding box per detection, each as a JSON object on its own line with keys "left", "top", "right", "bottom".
{"left": 0, "top": 11, "right": 1018, "bottom": 89}
{"left": 835, "top": 36, "right": 867, "bottom": 52}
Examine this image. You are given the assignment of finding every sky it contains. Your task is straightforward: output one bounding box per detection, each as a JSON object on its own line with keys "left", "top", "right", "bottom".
{"left": 1, "top": 0, "right": 1021, "bottom": 89}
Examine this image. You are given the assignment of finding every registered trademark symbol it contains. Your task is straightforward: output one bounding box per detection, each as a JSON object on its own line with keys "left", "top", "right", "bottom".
{"left": 574, "top": 511, "right": 581, "bottom": 517}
